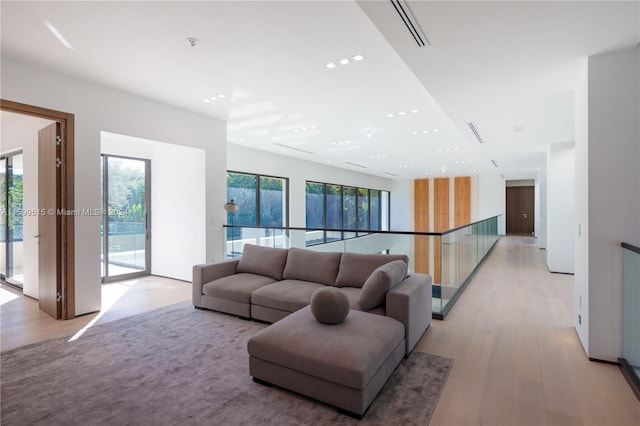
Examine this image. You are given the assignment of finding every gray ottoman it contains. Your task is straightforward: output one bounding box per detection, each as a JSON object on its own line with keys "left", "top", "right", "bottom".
{"left": 247, "top": 306, "right": 405, "bottom": 418}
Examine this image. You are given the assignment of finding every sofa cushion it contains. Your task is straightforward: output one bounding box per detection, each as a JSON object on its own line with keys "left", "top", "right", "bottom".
{"left": 310, "top": 287, "right": 350, "bottom": 325}
{"left": 251, "top": 280, "right": 326, "bottom": 312}
{"left": 334, "top": 252, "right": 409, "bottom": 288}
{"left": 202, "top": 273, "right": 276, "bottom": 304}
{"left": 339, "top": 287, "right": 386, "bottom": 316}
{"left": 247, "top": 306, "right": 405, "bottom": 390}
{"left": 357, "top": 260, "right": 408, "bottom": 311}
{"left": 282, "top": 248, "right": 342, "bottom": 286}
{"left": 236, "top": 244, "right": 289, "bottom": 280}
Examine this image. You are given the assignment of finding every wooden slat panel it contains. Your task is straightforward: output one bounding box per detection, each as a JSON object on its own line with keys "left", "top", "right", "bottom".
{"left": 414, "top": 179, "right": 429, "bottom": 231}
{"left": 433, "top": 178, "right": 449, "bottom": 283}
{"left": 454, "top": 176, "right": 471, "bottom": 227}
{"left": 414, "top": 179, "right": 429, "bottom": 274}
{"left": 434, "top": 178, "right": 449, "bottom": 232}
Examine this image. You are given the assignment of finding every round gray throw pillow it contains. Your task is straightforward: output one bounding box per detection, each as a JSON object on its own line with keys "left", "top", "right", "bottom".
{"left": 310, "top": 287, "right": 350, "bottom": 325}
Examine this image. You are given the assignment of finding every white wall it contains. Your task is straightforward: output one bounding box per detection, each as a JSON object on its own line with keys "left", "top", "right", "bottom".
{"left": 546, "top": 142, "right": 575, "bottom": 273}
{"left": 583, "top": 47, "right": 640, "bottom": 361}
{"left": 538, "top": 165, "right": 548, "bottom": 248}
{"left": 1, "top": 57, "right": 226, "bottom": 315}
{"left": 389, "top": 179, "right": 413, "bottom": 231}
{"left": 574, "top": 62, "right": 590, "bottom": 353}
{"left": 477, "top": 173, "right": 506, "bottom": 235}
{"left": 0, "top": 113, "right": 54, "bottom": 298}
{"left": 227, "top": 144, "right": 394, "bottom": 228}
{"left": 101, "top": 133, "right": 206, "bottom": 281}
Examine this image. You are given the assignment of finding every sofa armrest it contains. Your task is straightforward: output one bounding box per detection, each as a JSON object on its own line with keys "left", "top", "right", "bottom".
{"left": 386, "top": 273, "right": 432, "bottom": 355}
{"left": 192, "top": 259, "right": 240, "bottom": 306}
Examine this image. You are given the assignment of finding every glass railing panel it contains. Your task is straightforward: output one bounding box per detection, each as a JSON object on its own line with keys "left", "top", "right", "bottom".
{"left": 225, "top": 227, "right": 290, "bottom": 258}
{"left": 622, "top": 244, "right": 640, "bottom": 382}
{"left": 223, "top": 215, "right": 501, "bottom": 318}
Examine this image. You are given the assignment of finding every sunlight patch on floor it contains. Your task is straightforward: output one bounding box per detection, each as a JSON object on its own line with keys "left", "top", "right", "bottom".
{"left": 68, "top": 281, "right": 134, "bottom": 342}
{"left": 0, "top": 287, "right": 19, "bottom": 306}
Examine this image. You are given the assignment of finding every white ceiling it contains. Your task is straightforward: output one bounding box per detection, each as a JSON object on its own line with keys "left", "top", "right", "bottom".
{"left": 1, "top": 1, "right": 638, "bottom": 180}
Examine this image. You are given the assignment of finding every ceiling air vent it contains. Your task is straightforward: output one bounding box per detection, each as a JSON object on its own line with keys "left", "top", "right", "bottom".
{"left": 274, "top": 143, "right": 314, "bottom": 155}
{"left": 467, "top": 122, "right": 485, "bottom": 144}
{"left": 390, "top": 0, "right": 430, "bottom": 47}
{"left": 385, "top": 172, "right": 399, "bottom": 177}
{"left": 345, "top": 161, "right": 367, "bottom": 169}
{"left": 491, "top": 160, "right": 499, "bottom": 168}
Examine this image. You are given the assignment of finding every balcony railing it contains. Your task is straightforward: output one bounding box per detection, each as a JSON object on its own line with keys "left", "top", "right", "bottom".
{"left": 223, "top": 215, "right": 500, "bottom": 319}
{"left": 620, "top": 242, "right": 640, "bottom": 400}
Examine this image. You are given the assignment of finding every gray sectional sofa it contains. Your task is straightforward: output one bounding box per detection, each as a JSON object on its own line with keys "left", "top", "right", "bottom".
{"left": 193, "top": 244, "right": 432, "bottom": 355}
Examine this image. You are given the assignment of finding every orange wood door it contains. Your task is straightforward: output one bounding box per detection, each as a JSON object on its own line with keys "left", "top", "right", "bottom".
{"left": 38, "top": 123, "right": 61, "bottom": 319}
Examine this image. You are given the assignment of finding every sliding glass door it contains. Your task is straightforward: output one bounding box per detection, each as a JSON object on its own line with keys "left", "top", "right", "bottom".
{"left": 0, "top": 152, "right": 24, "bottom": 287}
{"left": 101, "top": 155, "right": 150, "bottom": 282}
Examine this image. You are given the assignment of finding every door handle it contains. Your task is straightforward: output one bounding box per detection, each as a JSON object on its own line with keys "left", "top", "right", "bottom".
{"left": 34, "top": 234, "right": 40, "bottom": 238}
{"left": 522, "top": 214, "right": 527, "bottom": 218}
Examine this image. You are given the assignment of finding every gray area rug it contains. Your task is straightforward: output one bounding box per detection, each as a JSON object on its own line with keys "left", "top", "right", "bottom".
{"left": 1, "top": 301, "right": 452, "bottom": 425}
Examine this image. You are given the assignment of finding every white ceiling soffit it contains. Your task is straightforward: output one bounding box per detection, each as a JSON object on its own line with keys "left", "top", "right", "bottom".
{"left": 2, "top": 1, "right": 639, "bottom": 180}
{"left": 358, "top": 0, "right": 640, "bottom": 180}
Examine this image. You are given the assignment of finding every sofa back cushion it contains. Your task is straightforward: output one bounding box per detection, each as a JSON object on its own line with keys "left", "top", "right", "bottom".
{"left": 357, "top": 260, "right": 408, "bottom": 311}
{"left": 334, "top": 252, "right": 409, "bottom": 288}
{"left": 236, "top": 244, "right": 289, "bottom": 280}
{"left": 283, "top": 248, "right": 342, "bottom": 286}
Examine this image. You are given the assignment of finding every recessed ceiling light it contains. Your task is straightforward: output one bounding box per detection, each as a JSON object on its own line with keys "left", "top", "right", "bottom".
{"left": 386, "top": 113, "right": 394, "bottom": 118}
{"left": 412, "top": 131, "right": 418, "bottom": 135}
{"left": 239, "top": 138, "right": 245, "bottom": 142}
{"left": 339, "top": 58, "right": 350, "bottom": 65}
{"left": 293, "top": 129, "right": 300, "bottom": 133}
{"left": 366, "top": 130, "right": 372, "bottom": 138}
{"left": 217, "top": 94, "right": 226, "bottom": 99}
{"left": 453, "top": 147, "right": 459, "bottom": 151}
{"left": 326, "top": 160, "right": 331, "bottom": 163}
{"left": 411, "top": 109, "right": 419, "bottom": 114}
{"left": 352, "top": 54, "right": 365, "bottom": 62}
{"left": 398, "top": 111, "right": 406, "bottom": 116}
{"left": 437, "top": 149, "right": 443, "bottom": 153}
{"left": 422, "top": 130, "right": 429, "bottom": 134}
{"left": 210, "top": 96, "right": 218, "bottom": 101}
{"left": 433, "top": 129, "right": 439, "bottom": 132}
{"left": 445, "top": 148, "right": 451, "bottom": 152}
{"left": 310, "top": 126, "right": 317, "bottom": 130}
{"left": 301, "top": 128, "right": 308, "bottom": 131}
{"left": 203, "top": 99, "right": 211, "bottom": 103}
{"left": 326, "top": 62, "right": 337, "bottom": 69}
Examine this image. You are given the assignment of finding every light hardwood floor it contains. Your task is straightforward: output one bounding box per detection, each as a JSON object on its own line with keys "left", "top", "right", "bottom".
{"left": 1, "top": 276, "right": 191, "bottom": 352}
{"left": 1, "top": 237, "right": 638, "bottom": 425}
{"left": 418, "top": 236, "right": 640, "bottom": 425}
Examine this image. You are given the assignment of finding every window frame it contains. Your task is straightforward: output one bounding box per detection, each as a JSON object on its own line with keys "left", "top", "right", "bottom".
{"left": 227, "top": 171, "right": 290, "bottom": 228}
{"left": 305, "top": 180, "right": 390, "bottom": 233}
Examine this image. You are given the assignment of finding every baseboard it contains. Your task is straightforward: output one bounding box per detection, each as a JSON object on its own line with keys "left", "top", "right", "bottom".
{"left": 618, "top": 358, "right": 640, "bottom": 401}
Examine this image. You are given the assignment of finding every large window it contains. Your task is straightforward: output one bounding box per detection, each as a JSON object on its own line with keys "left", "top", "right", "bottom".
{"left": 227, "top": 172, "right": 288, "bottom": 230}
{"left": 305, "top": 181, "right": 389, "bottom": 245}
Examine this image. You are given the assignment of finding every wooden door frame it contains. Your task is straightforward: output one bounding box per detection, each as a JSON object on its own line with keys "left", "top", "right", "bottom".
{"left": 1, "top": 99, "right": 75, "bottom": 319}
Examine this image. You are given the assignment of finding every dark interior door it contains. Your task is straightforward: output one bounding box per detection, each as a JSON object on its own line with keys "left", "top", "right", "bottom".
{"left": 506, "top": 186, "right": 534, "bottom": 235}
{"left": 38, "top": 122, "right": 62, "bottom": 319}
